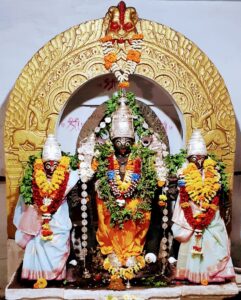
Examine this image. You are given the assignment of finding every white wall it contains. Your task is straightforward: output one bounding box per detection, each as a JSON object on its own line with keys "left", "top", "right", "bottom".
{"left": 0, "top": 0, "right": 241, "bottom": 266}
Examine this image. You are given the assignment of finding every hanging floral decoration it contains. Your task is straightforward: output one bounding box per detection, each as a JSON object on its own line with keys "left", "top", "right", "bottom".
{"left": 100, "top": 34, "right": 144, "bottom": 88}
{"left": 32, "top": 156, "right": 70, "bottom": 240}
{"left": 107, "top": 155, "right": 141, "bottom": 199}
{"left": 95, "top": 141, "right": 158, "bottom": 228}
{"left": 178, "top": 157, "right": 223, "bottom": 255}
{"left": 20, "top": 153, "right": 78, "bottom": 241}
{"left": 178, "top": 158, "right": 221, "bottom": 231}
{"left": 89, "top": 92, "right": 168, "bottom": 228}
{"left": 158, "top": 194, "right": 168, "bottom": 207}
{"left": 179, "top": 186, "right": 219, "bottom": 231}
{"left": 182, "top": 158, "right": 221, "bottom": 204}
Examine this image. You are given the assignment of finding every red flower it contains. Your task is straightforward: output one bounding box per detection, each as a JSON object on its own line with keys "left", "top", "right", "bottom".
{"left": 32, "top": 172, "right": 69, "bottom": 240}
{"left": 179, "top": 186, "right": 219, "bottom": 230}
{"left": 108, "top": 155, "right": 114, "bottom": 170}
{"left": 134, "top": 158, "right": 141, "bottom": 173}
{"left": 41, "top": 229, "right": 53, "bottom": 237}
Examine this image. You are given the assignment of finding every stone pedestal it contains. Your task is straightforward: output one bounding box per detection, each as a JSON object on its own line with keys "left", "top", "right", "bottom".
{"left": 5, "top": 273, "right": 239, "bottom": 300}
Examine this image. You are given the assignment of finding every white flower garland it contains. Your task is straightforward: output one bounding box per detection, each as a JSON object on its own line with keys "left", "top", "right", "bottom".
{"left": 101, "top": 35, "right": 143, "bottom": 85}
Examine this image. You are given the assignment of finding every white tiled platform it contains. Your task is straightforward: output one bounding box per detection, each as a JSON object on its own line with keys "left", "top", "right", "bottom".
{"left": 5, "top": 278, "right": 239, "bottom": 300}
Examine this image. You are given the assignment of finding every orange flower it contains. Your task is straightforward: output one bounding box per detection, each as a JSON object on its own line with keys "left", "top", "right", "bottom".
{"left": 106, "top": 53, "right": 117, "bottom": 62}
{"left": 157, "top": 180, "right": 165, "bottom": 187}
{"left": 104, "top": 53, "right": 117, "bottom": 70}
{"left": 127, "top": 49, "right": 141, "bottom": 63}
{"left": 104, "top": 61, "right": 112, "bottom": 70}
{"left": 201, "top": 202, "right": 209, "bottom": 209}
{"left": 199, "top": 196, "right": 205, "bottom": 202}
{"left": 132, "top": 33, "right": 144, "bottom": 40}
{"left": 118, "top": 81, "right": 130, "bottom": 88}
{"left": 33, "top": 278, "right": 47, "bottom": 289}
{"left": 197, "top": 213, "right": 206, "bottom": 219}
{"left": 91, "top": 158, "right": 99, "bottom": 171}
{"left": 209, "top": 204, "right": 218, "bottom": 211}
{"left": 158, "top": 201, "right": 166, "bottom": 207}
{"left": 111, "top": 274, "right": 119, "bottom": 280}
{"left": 40, "top": 205, "right": 48, "bottom": 213}
{"left": 185, "top": 186, "right": 193, "bottom": 192}
{"left": 100, "top": 35, "right": 113, "bottom": 43}
{"left": 205, "top": 171, "right": 214, "bottom": 178}
{"left": 136, "top": 256, "right": 145, "bottom": 268}
{"left": 181, "top": 202, "right": 190, "bottom": 208}
{"left": 126, "top": 161, "right": 134, "bottom": 171}
{"left": 34, "top": 163, "right": 44, "bottom": 170}
{"left": 201, "top": 279, "right": 209, "bottom": 286}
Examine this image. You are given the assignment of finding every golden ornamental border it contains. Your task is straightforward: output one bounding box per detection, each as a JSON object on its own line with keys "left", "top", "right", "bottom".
{"left": 4, "top": 18, "right": 236, "bottom": 237}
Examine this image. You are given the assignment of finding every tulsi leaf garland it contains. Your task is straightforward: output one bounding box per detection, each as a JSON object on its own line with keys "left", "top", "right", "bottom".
{"left": 94, "top": 92, "right": 162, "bottom": 228}
{"left": 95, "top": 141, "right": 157, "bottom": 228}
{"left": 20, "top": 153, "right": 41, "bottom": 205}
{"left": 178, "top": 158, "right": 223, "bottom": 230}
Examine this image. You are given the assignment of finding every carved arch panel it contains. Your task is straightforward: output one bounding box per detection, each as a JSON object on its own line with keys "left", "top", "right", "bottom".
{"left": 4, "top": 19, "right": 236, "bottom": 237}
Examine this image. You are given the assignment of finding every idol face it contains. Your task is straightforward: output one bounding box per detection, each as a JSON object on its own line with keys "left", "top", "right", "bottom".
{"left": 188, "top": 155, "right": 206, "bottom": 169}
{"left": 113, "top": 137, "right": 134, "bottom": 156}
{"left": 43, "top": 160, "right": 59, "bottom": 178}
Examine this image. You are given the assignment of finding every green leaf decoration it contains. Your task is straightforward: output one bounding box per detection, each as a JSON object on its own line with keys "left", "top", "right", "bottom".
{"left": 164, "top": 149, "right": 187, "bottom": 176}
{"left": 95, "top": 141, "right": 157, "bottom": 228}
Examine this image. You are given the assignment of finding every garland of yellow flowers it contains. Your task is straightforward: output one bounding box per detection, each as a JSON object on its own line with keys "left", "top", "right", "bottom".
{"left": 100, "top": 34, "right": 143, "bottom": 88}
{"left": 182, "top": 158, "right": 221, "bottom": 205}
{"left": 178, "top": 158, "right": 221, "bottom": 261}
{"left": 103, "top": 255, "right": 145, "bottom": 280}
{"left": 34, "top": 156, "right": 70, "bottom": 195}
{"left": 33, "top": 156, "right": 70, "bottom": 240}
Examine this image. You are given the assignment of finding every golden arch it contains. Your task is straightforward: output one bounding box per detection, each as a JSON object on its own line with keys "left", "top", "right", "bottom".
{"left": 4, "top": 18, "right": 236, "bottom": 237}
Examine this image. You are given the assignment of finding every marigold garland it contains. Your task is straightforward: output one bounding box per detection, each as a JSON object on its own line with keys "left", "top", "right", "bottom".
{"left": 182, "top": 159, "right": 220, "bottom": 204}
{"left": 100, "top": 34, "right": 144, "bottom": 88}
{"left": 179, "top": 186, "right": 219, "bottom": 231}
{"left": 178, "top": 158, "right": 222, "bottom": 255}
{"left": 95, "top": 141, "right": 157, "bottom": 228}
{"left": 103, "top": 255, "right": 145, "bottom": 280}
{"left": 32, "top": 156, "right": 70, "bottom": 240}
{"left": 34, "top": 156, "right": 70, "bottom": 196}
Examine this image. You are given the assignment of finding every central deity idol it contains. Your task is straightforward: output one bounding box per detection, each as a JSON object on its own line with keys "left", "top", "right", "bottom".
{"left": 77, "top": 93, "right": 169, "bottom": 284}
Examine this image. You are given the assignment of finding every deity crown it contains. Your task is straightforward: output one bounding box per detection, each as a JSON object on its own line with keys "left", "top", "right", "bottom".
{"left": 42, "top": 134, "right": 62, "bottom": 162}
{"left": 187, "top": 129, "right": 207, "bottom": 156}
{"left": 110, "top": 96, "right": 135, "bottom": 140}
